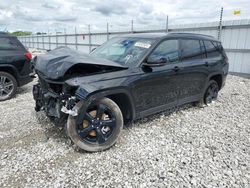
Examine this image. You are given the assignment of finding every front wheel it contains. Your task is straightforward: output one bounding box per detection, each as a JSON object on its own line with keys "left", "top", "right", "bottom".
{"left": 67, "top": 98, "right": 123, "bottom": 152}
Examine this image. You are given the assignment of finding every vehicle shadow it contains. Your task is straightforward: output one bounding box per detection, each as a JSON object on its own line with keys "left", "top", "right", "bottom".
{"left": 16, "top": 78, "right": 37, "bottom": 97}
{"left": 35, "top": 103, "right": 197, "bottom": 138}
{"left": 34, "top": 103, "right": 199, "bottom": 153}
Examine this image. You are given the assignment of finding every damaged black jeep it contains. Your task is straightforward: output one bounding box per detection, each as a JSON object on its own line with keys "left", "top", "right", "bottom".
{"left": 33, "top": 33, "right": 228, "bottom": 152}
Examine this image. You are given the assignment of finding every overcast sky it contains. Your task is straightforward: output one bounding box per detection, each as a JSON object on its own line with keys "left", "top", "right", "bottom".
{"left": 0, "top": 0, "right": 249, "bottom": 34}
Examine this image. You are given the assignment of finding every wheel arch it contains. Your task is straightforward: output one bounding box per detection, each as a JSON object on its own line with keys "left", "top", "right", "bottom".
{"left": 106, "top": 93, "right": 134, "bottom": 124}
{"left": 76, "top": 87, "right": 136, "bottom": 123}
{"left": 0, "top": 65, "right": 19, "bottom": 86}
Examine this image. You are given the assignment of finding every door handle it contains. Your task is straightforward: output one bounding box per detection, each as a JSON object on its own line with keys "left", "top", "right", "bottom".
{"left": 205, "top": 62, "right": 209, "bottom": 67}
{"left": 173, "top": 66, "right": 180, "bottom": 72}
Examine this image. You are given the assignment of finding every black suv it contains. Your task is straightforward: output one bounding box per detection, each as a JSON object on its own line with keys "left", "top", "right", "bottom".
{"left": 0, "top": 32, "right": 33, "bottom": 101}
{"left": 33, "top": 33, "right": 229, "bottom": 152}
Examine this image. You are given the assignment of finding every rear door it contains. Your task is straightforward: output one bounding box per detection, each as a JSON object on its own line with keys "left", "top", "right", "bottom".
{"left": 176, "top": 38, "right": 209, "bottom": 105}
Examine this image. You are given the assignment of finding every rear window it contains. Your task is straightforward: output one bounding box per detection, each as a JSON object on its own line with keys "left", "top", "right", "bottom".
{"left": 180, "top": 39, "right": 204, "bottom": 61}
{"left": 0, "top": 37, "right": 21, "bottom": 50}
{"left": 204, "top": 40, "right": 222, "bottom": 58}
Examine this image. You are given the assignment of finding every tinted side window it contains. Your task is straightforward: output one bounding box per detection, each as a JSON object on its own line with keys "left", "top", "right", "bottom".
{"left": 0, "top": 37, "right": 20, "bottom": 50}
{"left": 148, "top": 40, "right": 179, "bottom": 63}
{"left": 218, "top": 42, "right": 227, "bottom": 58}
{"left": 204, "top": 40, "right": 221, "bottom": 58}
{"left": 180, "top": 39, "right": 203, "bottom": 61}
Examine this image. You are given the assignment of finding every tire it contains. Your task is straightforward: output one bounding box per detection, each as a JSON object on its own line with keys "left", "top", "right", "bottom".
{"left": 0, "top": 71, "right": 17, "bottom": 101}
{"left": 196, "top": 80, "right": 219, "bottom": 107}
{"left": 67, "top": 98, "right": 123, "bottom": 152}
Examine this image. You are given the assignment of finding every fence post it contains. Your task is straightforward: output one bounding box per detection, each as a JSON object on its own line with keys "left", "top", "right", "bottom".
{"left": 29, "top": 36, "right": 31, "bottom": 48}
{"left": 32, "top": 35, "right": 34, "bottom": 48}
{"left": 48, "top": 33, "right": 51, "bottom": 50}
{"left": 56, "top": 32, "right": 58, "bottom": 48}
{"left": 64, "top": 28, "right": 67, "bottom": 47}
{"left": 26, "top": 36, "right": 28, "bottom": 48}
{"left": 88, "top": 24, "right": 91, "bottom": 53}
{"left": 166, "top": 15, "right": 169, "bottom": 33}
{"left": 107, "top": 22, "right": 109, "bottom": 41}
{"left": 75, "top": 27, "right": 78, "bottom": 50}
{"left": 37, "top": 35, "right": 39, "bottom": 49}
{"left": 131, "top": 20, "right": 134, "bottom": 33}
{"left": 218, "top": 7, "right": 223, "bottom": 41}
{"left": 42, "top": 34, "right": 45, "bottom": 49}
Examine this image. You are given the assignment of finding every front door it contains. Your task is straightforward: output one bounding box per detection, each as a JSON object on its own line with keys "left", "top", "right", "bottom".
{"left": 131, "top": 39, "right": 181, "bottom": 117}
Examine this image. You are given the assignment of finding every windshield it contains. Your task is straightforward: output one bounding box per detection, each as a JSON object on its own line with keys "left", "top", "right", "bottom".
{"left": 90, "top": 37, "right": 155, "bottom": 66}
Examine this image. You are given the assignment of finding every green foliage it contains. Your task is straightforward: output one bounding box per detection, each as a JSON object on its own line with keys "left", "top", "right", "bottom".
{"left": 8, "top": 31, "right": 32, "bottom": 36}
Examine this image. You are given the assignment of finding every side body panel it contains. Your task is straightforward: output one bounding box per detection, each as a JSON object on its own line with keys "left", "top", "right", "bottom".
{"left": 0, "top": 36, "right": 32, "bottom": 86}
{"left": 35, "top": 34, "right": 229, "bottom": 122}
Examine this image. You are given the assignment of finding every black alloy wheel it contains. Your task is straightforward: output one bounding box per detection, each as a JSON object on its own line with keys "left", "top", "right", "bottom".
{"left": 204, "top": 80, "right": 219, "bottom": 105}
{"left": 77, "top": 103, "right": 116, "bottom": 144}
{"left": 67, "top": 98, "right": 123, "bottom": 152}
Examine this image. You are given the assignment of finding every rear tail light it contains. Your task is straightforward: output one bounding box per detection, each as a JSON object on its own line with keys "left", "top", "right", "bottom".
{"left": 25, "top": 52, "right": 32, "bottom": 60}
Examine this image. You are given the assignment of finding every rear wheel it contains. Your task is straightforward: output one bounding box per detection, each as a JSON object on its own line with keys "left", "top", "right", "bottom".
{"left": 204, "top": 80, "right": 219, "bottom": 105}
{"left": 196, "top": 80, "right": 219, "bottom": 107}
{"left": 0, "top": 71, "right": 17, "bottom": 101}
{"left": 67, "top": 98, "right": 123, "bottom": 152}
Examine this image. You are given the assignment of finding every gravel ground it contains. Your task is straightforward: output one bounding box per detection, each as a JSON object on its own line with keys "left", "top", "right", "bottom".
{"left": 0, "top": 75, "right": 250, "bottom": 187}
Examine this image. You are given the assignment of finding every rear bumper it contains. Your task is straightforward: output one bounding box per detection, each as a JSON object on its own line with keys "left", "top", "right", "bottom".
{"left": 221, "top": 63, "right": 229, "bottom": 89}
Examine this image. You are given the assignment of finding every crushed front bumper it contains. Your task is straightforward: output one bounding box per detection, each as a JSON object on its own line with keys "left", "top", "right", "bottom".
{"left": 33, "top": 83, "right": 63, "bottom": 119}
{"left": 33, "top": 73, "right": 82, "bottom": 126}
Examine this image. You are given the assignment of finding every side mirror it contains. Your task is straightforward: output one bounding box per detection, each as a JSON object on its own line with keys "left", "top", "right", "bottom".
{"left": 144, "top": 56, "right": 168, "bottom": 67}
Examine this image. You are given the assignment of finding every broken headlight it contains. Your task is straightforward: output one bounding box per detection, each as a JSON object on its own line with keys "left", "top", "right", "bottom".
{"left": 65, "top": 77, "right": 80, "bottom": 86}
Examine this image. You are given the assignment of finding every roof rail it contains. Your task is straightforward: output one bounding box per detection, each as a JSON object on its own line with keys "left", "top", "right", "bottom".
{"left": 169, "top": 32, "right": 214, "bottom": 38}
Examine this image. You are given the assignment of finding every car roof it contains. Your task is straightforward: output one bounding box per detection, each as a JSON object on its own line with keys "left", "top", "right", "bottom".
{"left": 119, "top": 32, "right": 219, "bottom": 42}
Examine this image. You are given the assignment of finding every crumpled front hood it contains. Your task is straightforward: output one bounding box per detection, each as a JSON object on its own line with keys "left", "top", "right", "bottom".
{"left": 33, "top": 46, "right": 128, "bottom": 80}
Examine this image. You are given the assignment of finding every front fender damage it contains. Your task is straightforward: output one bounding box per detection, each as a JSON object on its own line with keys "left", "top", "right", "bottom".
{"left": 60, "top": 96, "right": 79, "bottom": 117}
{"left": 33, "top": 79, "right": 98, "bottom": 127}
{"left": 62, "top": 86, "right": 99, "bottom": 117}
